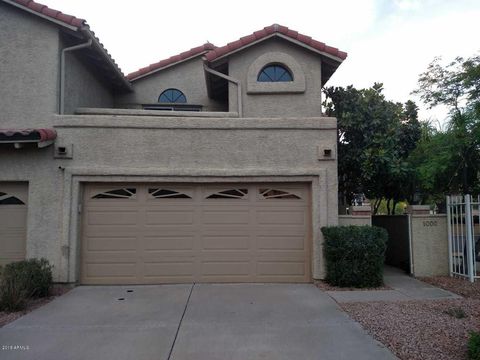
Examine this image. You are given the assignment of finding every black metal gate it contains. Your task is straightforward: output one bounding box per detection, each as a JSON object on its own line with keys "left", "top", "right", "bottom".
{"left": 372, "top": 215, "right": 411, "bottom": 273}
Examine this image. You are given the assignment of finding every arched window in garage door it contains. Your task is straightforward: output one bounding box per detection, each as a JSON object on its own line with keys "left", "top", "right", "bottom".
{"left": 0, "top": 191, "right": 25, "bottom": 205}
{"left": 92, "top": 188, "right": 137, "bottom": 199}
{"left": 206, "top": 188, "right": 248, "bottom": 199}
{"left": 259, "top": 188, "right": 301, "bottom": 200}
{"left": 148, "top": 189, "right": 192, "bottom": 199}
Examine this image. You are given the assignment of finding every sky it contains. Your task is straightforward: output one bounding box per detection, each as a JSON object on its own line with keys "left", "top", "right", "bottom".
{"left": 39, "top": 0, "right": 480, "bottom": 124}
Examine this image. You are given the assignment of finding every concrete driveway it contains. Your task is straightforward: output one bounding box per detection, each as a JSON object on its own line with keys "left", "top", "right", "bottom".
{"left": 0, "top": 284, "right": 396, "bottom": 360}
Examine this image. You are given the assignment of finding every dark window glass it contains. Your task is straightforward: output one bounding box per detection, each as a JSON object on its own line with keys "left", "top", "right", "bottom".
{"left": 257, "top": 65, "right": 293, "bottom": 82}
{"left": 159, "top": 89, "right": 187, "bottom": 103}
{"left": 206, "top": 189, "right": 248, "bottom": 199}
{"left": 149, "top": 189, "right": 192, "bottom": 199}
{"left": 259, "top": 188, "right": 301, "bottom": 199}
{"left": 0, "top": 196, "right": 25, "bottom": 205}
{"left": 92, "top": 188, "right": 136, "bottom": 199}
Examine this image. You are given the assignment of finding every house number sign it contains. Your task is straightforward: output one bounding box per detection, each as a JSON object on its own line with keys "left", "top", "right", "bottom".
{"left": 423, "top": 220, "right": 437, "bottom": 227}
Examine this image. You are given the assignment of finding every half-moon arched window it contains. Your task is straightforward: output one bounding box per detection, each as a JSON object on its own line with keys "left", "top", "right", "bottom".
{"left": 257, "top": 64, "right": 293, "bottom": 82}
{"left": 158, "top": 88, "right": 187, "bottom": 103}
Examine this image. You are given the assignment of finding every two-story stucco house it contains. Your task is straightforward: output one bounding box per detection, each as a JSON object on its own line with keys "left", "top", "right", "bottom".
{"left": 0, "top": 0, "right": 347, "bottom": 284}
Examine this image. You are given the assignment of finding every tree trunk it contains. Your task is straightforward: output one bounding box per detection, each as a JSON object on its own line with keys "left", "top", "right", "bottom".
{"left": 386, "top": 198, "right": 391, "bottom": 215}
{"left": 392, "top": 201, "right": 398, "bottom": 215}
{"left": 373, "top": 199, "right": 381, "bottom": 215}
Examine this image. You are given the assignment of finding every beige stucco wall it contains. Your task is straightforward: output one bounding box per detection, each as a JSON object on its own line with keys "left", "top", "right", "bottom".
{"left": 338, "top": 215, "right": 372, "bottom": 226}
{"left": 225, "top": 37, "right": 323, "bottom": 118}
{"left": 0, "top": 5, "right": 340, "bottom": 283}
{"left": 0, "top": 2, "right": 60, "bottom": 127}
{"left": 0, "top": 147, "right": 64, "bottom": 278}
{"left": 63, "top": 49, "right": 115, "bottom": 114}
{"left": 1, "top": 115, "right": 336, "bottom": 282}
{"left": 115, "top": 57, "right": 225, "bottom": 111}
{"left": 410, "top": 215, "right": 449, "bottom": 277}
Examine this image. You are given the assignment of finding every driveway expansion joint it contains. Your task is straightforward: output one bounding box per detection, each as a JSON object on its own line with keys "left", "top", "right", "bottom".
{"left": 167, "top": 283, "right": 195, "bottom": 360}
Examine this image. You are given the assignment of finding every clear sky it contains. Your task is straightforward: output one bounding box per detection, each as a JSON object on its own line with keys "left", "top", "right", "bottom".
{"left": 39, "top": 0, "right": 480, "bottom": 123}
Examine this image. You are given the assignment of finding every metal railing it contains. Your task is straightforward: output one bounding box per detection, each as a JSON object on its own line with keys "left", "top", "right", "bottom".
{"left": 446, "top": 195, "right": 479, "bottom": 282}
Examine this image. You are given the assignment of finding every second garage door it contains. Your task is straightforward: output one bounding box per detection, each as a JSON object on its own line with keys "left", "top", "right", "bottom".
{"left": 81, "top": 183, "right": 311, "bottom": 284}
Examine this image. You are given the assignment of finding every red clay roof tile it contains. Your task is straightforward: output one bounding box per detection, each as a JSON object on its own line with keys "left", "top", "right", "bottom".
{"left": 10, "top": 0, "right": 86, "bottom": 28}
{"left": 126, "top": 43, "right": 217, "bottom": 81}
{"left": 0, "top": 128, "right": 57, "bottom": 142}
{"left": 205, "top": 24, "right": 347, "bottom": 62}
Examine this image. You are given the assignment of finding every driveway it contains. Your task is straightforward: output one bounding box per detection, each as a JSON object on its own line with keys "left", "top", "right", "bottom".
{"left": 0, "top": 284, "right": 396, "bottom": 360}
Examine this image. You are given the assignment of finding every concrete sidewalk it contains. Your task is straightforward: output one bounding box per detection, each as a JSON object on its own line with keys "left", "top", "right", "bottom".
{"left": 0, "top": 284, "right": 397, "bottom": 360}
{"left": 327, "top": 266, "right": 460, "bottom": 303}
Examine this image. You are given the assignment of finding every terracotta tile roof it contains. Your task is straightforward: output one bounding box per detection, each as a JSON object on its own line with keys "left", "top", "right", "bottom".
{"left": 9, "top": 0, "right": 86, "bottom": 28}
{"left": 0, "top": 128, "right": 57, "bottom": 142}
{"left": 205, "top": 24, "right": 347, "bottom": 62}
{"left": 127, "top": 43, "right": 217, "bottom": 81}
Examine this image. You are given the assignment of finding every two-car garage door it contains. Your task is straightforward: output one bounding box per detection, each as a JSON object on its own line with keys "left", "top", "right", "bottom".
{"left": 81, "top": 183, "right": 311, "bottom": 284}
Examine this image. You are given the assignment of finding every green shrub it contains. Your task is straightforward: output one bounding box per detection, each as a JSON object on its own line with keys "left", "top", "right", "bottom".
{"left": 469, "top": 332, "right": 480, "bottom": 360}
{"left": 444, "top": 307, "right": 467, "bottom": 319}
{"left": 321, "top": 225, "right": 388, "bottom": 288}
{"left": 0, "top": 273, "right": 30, "bottom": 312}
{"left": 0, "top": 258, "right": 53, "bottom": 312}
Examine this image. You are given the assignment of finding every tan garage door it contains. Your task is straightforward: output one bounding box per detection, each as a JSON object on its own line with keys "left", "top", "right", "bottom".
{"left": 81, "top": 183, "right": 311, "bottom": 284}
{"left": 0, "top": 183, "right": 28, "bottom": 267}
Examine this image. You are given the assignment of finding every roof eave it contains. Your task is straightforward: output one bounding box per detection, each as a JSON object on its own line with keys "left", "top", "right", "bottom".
{"left": 81, "top": 27, "right": 133, "bottom": 92}
{"left": 2, "top": 0, "right": 79, "bottom": 31}
{"left": 208, "top": 33, "right": 346, "bottom": 65}
{"left": 129, "top": 51, "right": 209, "bottom": 82}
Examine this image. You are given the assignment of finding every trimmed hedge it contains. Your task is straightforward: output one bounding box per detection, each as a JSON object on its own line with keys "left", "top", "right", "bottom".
{"left": 0, "top": 258, "right": 53, "bottom": 312}
{"left": 321, "top": 225, "right": 388, "bottom": 288}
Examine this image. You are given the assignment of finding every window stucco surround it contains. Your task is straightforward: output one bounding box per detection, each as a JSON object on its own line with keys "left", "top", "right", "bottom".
{"left": 247, "top": 52, "right": 306, "bottom": 94}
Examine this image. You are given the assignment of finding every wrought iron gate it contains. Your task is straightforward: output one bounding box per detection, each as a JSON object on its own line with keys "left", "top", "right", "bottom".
{"left": 446, "top": 195, "right": 479, "bottom": 282}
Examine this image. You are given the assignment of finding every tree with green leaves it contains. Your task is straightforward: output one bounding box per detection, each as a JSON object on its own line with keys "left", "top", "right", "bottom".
{"left": 412, "top": 54, "right": 480, "bottom": 196}
{"left": 324, "top": 84, "right": 421, "bottom": 214}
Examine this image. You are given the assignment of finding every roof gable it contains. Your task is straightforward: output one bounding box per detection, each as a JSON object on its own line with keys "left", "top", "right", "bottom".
{"left": 128, "top": 24, "right": 347, "bottom": 85}
{"left": 205, "top": 24, "right": 347, "bottom": 63}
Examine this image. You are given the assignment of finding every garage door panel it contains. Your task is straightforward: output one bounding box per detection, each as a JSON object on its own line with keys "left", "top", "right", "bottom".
{"left": 145, "top": 210, "right": 194, "bottom": 225}
{"left": 0, "top": 184, "right": 27, "bottom": 267}
{"left": 201, "top": 235, "right": 251, "bottom": 250}
{"left": 81, "top": 183, "right": 311, "bottom": 284}
{"left": 256, "top": 210, "right": 305, "bottom": 225}
{"left": 144, "top": 262, "right": 195, "bottom": 277}
{"left": 84, "top": 262, "right": 136, "bottom": 278}
{"left": 142, "top": 252, "right": 196, "bottom": 262}
{"left": 257, "top": 235, "right": 305, "bottom": 250}
{"left": 201, "top": 261, "right": 251, "bottom": 276}
{"left": 143, "top": 235, "right": 194, "bottom": 250}
{"left": 85, "top": 236, "right": 138, "bottom": 251}
{"left": 84, "top": 251, "right": 139, "bottom": 262}
{"left": 257, "top": 261, "right": 306, "bottom": 276}
{"left": 86, "top": 211, "right": 138, "bottom": 225}
{"left": 201, "top": 210, "right": 250, "bottom": 224}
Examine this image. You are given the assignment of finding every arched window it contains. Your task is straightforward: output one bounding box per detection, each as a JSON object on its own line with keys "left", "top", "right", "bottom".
{"left": 257, "top": 64, "right": 293, "bottom": 82}
{"left": 158, "top": 88, "right": 187, "bottom": 103}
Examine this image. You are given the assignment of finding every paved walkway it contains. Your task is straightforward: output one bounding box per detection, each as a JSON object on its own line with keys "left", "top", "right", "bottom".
{"left": 327, "top": 266, "right": 460, "bottom": 303}
{"left": 0, "top": 284, "right": 397, "bottom": 360}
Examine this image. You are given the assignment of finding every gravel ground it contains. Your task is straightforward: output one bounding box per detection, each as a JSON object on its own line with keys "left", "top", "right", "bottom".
{"left": 341, "top": 277, "right": 480, "bottom": 360}
{"left": 0, "top": 286, "right": 71, "bottom": 328}
{"left": 315, "top": 280, "right": 391, "bottom": 291}
{"left": 420, "top": 276, "right": 480, "bottom": 300}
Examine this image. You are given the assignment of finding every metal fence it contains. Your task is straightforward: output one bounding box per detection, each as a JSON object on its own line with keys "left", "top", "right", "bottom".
{"left": 446, "top": 195, "right": 480, "bottom": 282}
